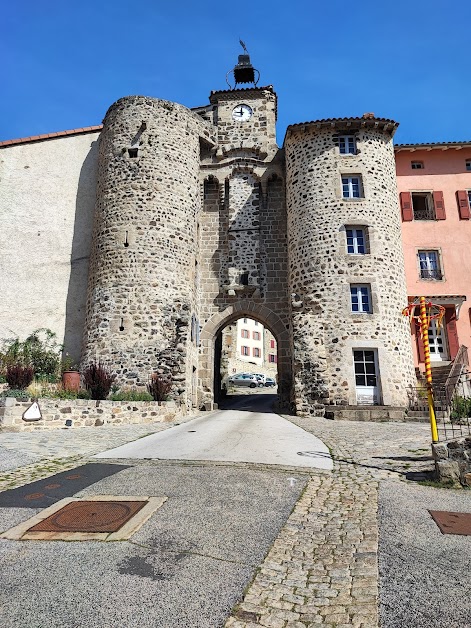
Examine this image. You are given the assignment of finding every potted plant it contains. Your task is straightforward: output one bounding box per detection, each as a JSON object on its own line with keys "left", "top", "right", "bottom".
{"left": 61, "top": 354, "right": 80, "bottom": 392}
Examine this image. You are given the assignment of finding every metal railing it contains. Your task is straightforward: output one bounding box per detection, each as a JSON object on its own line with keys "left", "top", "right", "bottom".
{"left": 409, "top": 348, "right": 471, "bottom": 440}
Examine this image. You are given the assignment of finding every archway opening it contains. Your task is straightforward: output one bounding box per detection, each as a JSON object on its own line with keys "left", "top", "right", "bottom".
{"left": 214, "top": 315, "right": 279, "bottom": 407}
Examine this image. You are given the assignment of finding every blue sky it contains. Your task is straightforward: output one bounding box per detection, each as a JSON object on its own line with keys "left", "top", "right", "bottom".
{"left": 3, "top": 0, "right": 471, "bottom": 145}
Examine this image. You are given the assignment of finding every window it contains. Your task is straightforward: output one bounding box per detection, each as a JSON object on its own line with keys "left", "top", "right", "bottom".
{"left": 353, "top": 350, "right": 377, "bottom": 387}
{"left": 241, "top": 346, "right": 249, "bottom": 356}
{"left": 243, "top": 318, "right": 248, "bottom": 323}
{"left": 338, "top": 135, "right": 356, "bottom": 155}
{"left": 253, "top": 348, "right": 261, "bottom": 358}
{"left": 342, "top": 176, "right": 362, "bottom": 199}
{"left": 466, "top": 160, "right": 471, "bottom": 172}
{"left": 253, "top": 331, "right": 260, "bottom": 341}
{"left": 270, "top": 339, "right": 275, "bottom": 349}
{"left": 350, "top": 285, "right": 371, "bottom": 313}
{"left": 418, "top": 250, "right": 442, "bottom": 280}
{"left": 346, "top": 227, "right": 366, "bottom": 254}
{"left": 254, "top": 321, "right": 259, "bottom": 326}
{"left": 468, "top": 190, "right": 471, "bottom": 206}
{"left": 411, "top": 161, "right": 424, "bottom": 170}
{"left": 411, "top": 192, "right": 435, "bottom": 220}
{"left": 241, "top": 329, "right": 249, "bottom": 338}
{"left": 269, "top": 354, "right": 277, "bottom": 363}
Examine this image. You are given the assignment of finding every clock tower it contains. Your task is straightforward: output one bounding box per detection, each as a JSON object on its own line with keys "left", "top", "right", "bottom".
{"left": 208, "top": 52, "right": 278, "bottom": 160}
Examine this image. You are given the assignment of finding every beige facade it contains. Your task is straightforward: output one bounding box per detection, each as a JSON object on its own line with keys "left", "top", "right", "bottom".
{"left": 222, "top": 318, "right": 277, "bottom": 378}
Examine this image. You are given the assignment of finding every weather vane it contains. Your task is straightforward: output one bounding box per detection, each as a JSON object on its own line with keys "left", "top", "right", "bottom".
{"left": 226, "top": 40, "right": 260, "bottom": 89}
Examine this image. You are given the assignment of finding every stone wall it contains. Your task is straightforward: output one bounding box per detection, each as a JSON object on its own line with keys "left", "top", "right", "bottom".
{"left": 432, "top": 438, "right": 471, "bottom": 487}
{"left": 82, "top": 96, "right": 215, "bottom": 410}
{"left": 285, "top": 118, "right": 416, "bottom": 413}
{"left": 197, "top": 86, "right": 291, "bottom": 409}
{"left": 0, "top": 396, "right": 183, "bottom": 432}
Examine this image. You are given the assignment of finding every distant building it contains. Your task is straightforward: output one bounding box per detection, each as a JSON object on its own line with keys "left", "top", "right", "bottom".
{"left": 222, "top": 318, "right": 277, "bottom": 378}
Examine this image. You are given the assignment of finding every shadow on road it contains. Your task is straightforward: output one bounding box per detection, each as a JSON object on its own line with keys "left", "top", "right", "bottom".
{"left": 218, "top": 392, "right": 278, "bottom": 414}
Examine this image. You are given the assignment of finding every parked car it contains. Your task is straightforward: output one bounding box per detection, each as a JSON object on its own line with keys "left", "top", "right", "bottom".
{"left": 264, "top": 377, "right": 276, "bottom": 387}
{"left": 228, "top": 373, "right": 259, "bottom": 388}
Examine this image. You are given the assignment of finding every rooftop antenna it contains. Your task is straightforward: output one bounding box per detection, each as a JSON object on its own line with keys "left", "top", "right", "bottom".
{"left": 226, "top": 40, "right": 260, "bottom": 89}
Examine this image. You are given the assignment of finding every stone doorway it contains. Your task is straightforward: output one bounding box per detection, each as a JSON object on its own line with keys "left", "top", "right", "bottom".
{"left": 198, "top": 303, "right": 292, "bottom": 411}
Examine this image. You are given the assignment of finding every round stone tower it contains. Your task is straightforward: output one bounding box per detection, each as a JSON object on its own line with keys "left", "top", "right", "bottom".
{"left": 82, "top": 96, "right": 212, "bottom": 405}
{"left": 285, "top": 115, "right": 416, "bottom": 414}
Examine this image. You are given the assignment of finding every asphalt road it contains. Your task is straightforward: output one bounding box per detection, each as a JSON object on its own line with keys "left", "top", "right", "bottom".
{"left": 0, "top": 462, "right": 308, "bottom": 628}
{"left": 94, "top": 393, "right": 333, "bottom": 470}
{"left": 379, "top": 481, "right": 471, "bottom": 628}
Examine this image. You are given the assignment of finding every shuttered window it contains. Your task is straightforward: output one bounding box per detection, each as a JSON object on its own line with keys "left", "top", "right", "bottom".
{"left": 456, "top": 190, "right": 471, "bottom": 219}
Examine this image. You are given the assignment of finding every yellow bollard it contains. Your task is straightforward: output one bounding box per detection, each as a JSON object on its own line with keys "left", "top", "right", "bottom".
{"left": 419, "top": 296, "right": 439, "bottom": 443}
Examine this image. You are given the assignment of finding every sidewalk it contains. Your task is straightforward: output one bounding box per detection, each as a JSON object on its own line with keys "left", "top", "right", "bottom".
{"left": 0, "top": 415, "right": 469, "bottom": 627}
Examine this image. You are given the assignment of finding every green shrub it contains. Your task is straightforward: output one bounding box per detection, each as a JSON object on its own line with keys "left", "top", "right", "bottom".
{"left": 5, "top": 365, "right": 34, "bottom": 389}
{"left": 110, "top": 390, "right": 153, "bottom": 402}
{"left": 83, "top": 362, "right": 116, "bottom": 400}
{"left": 0, "top": 329, "right": 61, "bottom": 378}
{"left": 450, "top": 395, "right": 471, "bottom": 422}
{"left": 148, "top": 374, "right": 172, "bottom": 402}
{"left": 1, "top": 389, "right": 30, "bottom": 399}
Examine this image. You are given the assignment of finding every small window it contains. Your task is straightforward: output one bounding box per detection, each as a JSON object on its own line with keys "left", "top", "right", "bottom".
{"left": 269, "top": 354, "right": 277, "bottom": 363}
{"left": 253, "top": 348, "right": 261, "bottom": 358}
{"left": 411, "top": 161, "right": 424, "bottom": 170}
{"left": 338, "top": 135, "right": 356, "bottom": 155}
{"left": 253, "top": 331, "right": 260, "bottom": 341}
{"left": 254, "top": 321, "right": 259, "bottom": 326}
{"left": 468, "top": 190, "right": 471, "bottom": 207}
{"left": 241, "top": 346, "right": 250, "bottom": 356}
{"left": 419, "top": 250, "right": 442, "bottom": 280}
{"left": 354, "top": 350, "right": 377, "bottom": 387}
{"left": 243, "top": 318, "right": 248, "bottom": 324}
{"left": 466, "top": 160, "right": 471, "bottom": 172}
{"left": 270, "top": 339, "right": 275, "bottom": 349}
{"left": 241, "top": 329, "right": 249, "bottom": 339}
{"left": 350, "top": 285, "right": 371, "bottom": 313}
{"left": 342, "top": 176, "right": 362, "bottom": 199}
{"left": 412, "top": 192, "right": 435, "bottom": 220}
{"left": 346, "top": 227, "right": 366, "bottom": 254}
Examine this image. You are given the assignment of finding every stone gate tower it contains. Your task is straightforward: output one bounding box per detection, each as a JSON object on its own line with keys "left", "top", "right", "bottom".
{"left": 82, "top": 49, "right": 416, "bottom": 415}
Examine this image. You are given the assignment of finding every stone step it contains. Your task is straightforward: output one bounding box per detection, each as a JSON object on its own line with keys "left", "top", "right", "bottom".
{"left": 324, "top": 406, "right": 406, "bottom": 422}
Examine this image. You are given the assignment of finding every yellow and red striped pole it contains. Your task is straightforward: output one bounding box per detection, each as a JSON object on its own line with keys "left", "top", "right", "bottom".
{"left": 419, "top": 296, "right": 439, "bottom": 443}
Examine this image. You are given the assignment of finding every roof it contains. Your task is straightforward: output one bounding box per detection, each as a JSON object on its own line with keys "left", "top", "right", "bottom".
{"left": 209, "top": 85, "right": 275, "bottom": 100}
{"left": 284, "top": 116, "right": 399, "bottom": 143}
{"left": 395, "top": 141, "right": 471, "bottom": 152}
{"left": 0, "top": 125, "right": 103, "bottom": 148}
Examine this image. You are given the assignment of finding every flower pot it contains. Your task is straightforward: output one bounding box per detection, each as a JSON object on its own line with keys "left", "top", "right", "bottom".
{"left": 62, "top": 371, "right": 80, "bottom": 392}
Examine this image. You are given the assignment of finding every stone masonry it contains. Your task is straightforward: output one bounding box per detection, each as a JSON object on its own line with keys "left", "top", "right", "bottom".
{"left": 285, "top": 120, "right": 416, "bottom": 413}
{"left": 1, "top": 54, "right": 419, "bottom": 417}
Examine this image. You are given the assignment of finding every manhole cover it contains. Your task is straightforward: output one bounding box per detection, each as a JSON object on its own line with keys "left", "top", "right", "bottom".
{"left": 28, "top": 500, "right": 147, "bottom": 533}
{"left": 429, "top": 510, "right": 471, "bottom": 535}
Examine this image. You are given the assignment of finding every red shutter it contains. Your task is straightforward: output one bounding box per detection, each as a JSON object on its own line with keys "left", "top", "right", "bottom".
{"left": 456, "top": 190, "right": 470, "bottom": 220}
{"left": 433, "top": 191, "right": 446, "bottom": 220}
{"left": 400, "top": 192, "right": 413, "bottom": 221}
{"left": 445, "top": 308, "right": 460, "bottom": 360}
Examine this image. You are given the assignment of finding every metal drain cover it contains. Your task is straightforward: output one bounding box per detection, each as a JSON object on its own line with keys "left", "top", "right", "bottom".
{"left": 28, "top": 500, "right": 146, "bottom": 533}
{"left": 429, "top": 510, "right": 471, "bottom": 535}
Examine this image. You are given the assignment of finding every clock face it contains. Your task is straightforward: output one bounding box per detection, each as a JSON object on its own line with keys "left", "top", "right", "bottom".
{"left": 232, "top": 104, "right": 253, "bottom": 122}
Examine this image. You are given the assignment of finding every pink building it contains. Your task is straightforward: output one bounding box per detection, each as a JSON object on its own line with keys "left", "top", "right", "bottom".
{"left": 396, "top": 143, "right": 471, "bottom": 369}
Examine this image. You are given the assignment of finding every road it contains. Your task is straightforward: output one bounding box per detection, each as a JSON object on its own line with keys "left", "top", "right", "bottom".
{"left": 94, "top": 392, "right": 333, "bottom": 470}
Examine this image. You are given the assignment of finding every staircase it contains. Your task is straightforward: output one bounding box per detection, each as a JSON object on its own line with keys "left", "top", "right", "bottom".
{"left": 409, "top": 363, "right": 454, "bottom": 422}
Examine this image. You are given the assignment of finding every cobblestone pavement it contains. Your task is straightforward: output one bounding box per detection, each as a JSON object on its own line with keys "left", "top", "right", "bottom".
{"left": 223, "top": 417, "right": 436, "bottom": 628}
{"left": 0, "top": 414, "right": 442, "bottom": 628}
